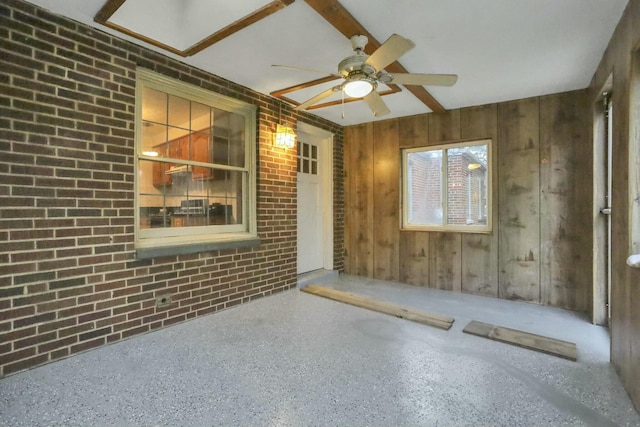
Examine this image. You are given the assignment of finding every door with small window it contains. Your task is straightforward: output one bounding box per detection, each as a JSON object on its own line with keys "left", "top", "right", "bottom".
{"left": 297, "top": 134, "right": 324, "bottom": 274}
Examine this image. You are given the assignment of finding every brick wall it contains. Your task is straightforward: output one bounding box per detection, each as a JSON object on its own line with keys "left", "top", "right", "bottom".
{"left": 0, "top": 0, "right": 344, "bottom": 377}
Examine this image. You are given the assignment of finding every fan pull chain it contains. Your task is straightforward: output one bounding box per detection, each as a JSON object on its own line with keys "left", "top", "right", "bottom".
{"left": 341, "top": 88, "right": 345, "bottom": 119}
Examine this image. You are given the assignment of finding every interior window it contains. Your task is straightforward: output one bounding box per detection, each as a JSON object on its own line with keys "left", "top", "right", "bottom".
{"left": 135, "top": 69, "right": 257, "bottom": 256}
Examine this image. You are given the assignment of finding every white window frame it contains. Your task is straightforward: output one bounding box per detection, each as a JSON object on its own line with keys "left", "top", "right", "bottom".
{"left": 134, "top": 68, "right": 257, "bottom": 256}
{"left": 401, "top": 138, "right": 492, "bottom": 234}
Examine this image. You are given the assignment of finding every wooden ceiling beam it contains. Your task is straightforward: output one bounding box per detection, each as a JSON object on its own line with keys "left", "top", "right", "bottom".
{"left": 304, "top": 0, "right": 446, "bottom": 113}
{"left": 94, "top": 0, "right": 294, "bottom": 57}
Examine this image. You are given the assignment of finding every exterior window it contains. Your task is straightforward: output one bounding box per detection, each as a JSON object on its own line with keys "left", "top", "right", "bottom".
{"left": 402, "top": 139, "right": 492, "bottom": 233}
{"left": 135, "top": 69, "right": 257, "bottom": 255}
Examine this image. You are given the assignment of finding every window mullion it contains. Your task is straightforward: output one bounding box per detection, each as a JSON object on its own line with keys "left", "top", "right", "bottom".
{"left": 442, "top": 148, "right": 448, "bottom": 226}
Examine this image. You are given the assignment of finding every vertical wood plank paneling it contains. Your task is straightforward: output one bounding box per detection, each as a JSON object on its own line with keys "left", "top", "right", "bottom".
{"left": 399, "top": 114, "right": 429, "bottom": 148}
{"left": 539, "top": 91, "right": 591, "bottom": 311}
{"left": 428, "top": 111, "right": 462, "bottom": 291}
{"left": 460, "top": 104, "right": 499, "bottom": 297}
{"left": 497, "top": 98, "right": 541, "bottom": 302}
{"left": 398, "top": 115, "right": 430, "bottom": 285}
{"left": 630, "top": 47, "right": 640, "bottom": 408}
{"left": 373, "top": 120, "right": 400, "bottom": 281}
{"left": 400, "top": 232, "right": 430, "bottom": 286}
{"left": 344, "top": 123, "right": 374, "bottom": 276}
{"left": 591, "top": 3, "right": 639, "bottom": 404}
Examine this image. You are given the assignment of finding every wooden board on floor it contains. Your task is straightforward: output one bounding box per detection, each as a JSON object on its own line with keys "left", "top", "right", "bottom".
{"left": 463, "top": 320, "right": 577, "bottom": 361}
{"left": 301, "top": 285, "right": 454, "bottom": 330}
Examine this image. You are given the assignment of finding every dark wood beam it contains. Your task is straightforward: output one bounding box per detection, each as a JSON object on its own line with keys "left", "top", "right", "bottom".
{"left": 304, "top": 0, "right": 446, "bottom": 113}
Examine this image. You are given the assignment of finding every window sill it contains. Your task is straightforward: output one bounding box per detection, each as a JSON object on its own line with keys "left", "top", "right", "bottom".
{"left": 135, "top": 234, "right": 261, "bottom": 259}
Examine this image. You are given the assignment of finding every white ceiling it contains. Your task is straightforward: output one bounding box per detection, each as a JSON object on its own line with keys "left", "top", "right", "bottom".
{"left": 25, "top": 0, "right": 628, "bottom": 126}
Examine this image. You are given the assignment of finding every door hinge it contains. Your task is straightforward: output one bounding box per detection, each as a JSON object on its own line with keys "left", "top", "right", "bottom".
{"left": 600, "top": 207, "right": 612, "bottom": 215}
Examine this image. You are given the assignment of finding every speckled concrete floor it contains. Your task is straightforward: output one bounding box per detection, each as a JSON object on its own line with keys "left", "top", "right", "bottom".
{"left": 1, "top": 275, "right": 639, "bottom": 427}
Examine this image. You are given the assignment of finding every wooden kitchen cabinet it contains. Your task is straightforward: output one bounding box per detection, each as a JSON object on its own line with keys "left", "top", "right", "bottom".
{"left": 151, "top": 131, "right": 213, "bottom": 187}
{"left": 191, "top": 132, "right": 211, "bottom": 180}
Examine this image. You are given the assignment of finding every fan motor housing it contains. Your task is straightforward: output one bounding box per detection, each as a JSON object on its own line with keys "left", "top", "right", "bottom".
{"left": 338, "top": 54, "right": 375, "bottom": 77}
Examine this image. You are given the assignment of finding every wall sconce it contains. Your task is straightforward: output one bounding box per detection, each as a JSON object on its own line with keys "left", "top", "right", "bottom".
{"left": 274, "top": 102, "right": 296, "bottom": 149}
{"left": 274, "top": 124, "right": 296, "bottom": 149}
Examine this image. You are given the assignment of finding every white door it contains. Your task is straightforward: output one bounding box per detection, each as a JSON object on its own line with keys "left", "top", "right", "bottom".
{"left": 297, "top": 134, "right": 324, "bottom": 274}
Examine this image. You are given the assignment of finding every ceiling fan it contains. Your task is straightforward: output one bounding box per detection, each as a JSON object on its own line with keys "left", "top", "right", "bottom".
{"left": 275, "top": 34, "right": 458, "bottom": 117}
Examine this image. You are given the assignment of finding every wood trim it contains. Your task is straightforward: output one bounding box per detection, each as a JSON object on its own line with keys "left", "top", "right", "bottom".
{"left": 270, "top": 75, "right": 401, "bottom": 110}
{"left": 304, "top": 0, "right": 446, "bottom": 113}
{"left": 94, "top": 0, "right": 294, "bottom": 58}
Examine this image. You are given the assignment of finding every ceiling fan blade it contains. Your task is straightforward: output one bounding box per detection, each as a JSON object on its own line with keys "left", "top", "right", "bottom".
{"left": 364, "top": 34, "right": 415, "bottom": 72}
{"left": 388, "top": 73, "right": 458, "bottom": 87}
{"left": 272, "top": 64, "right": 340, "bottom": 78}
{"left": 295, "top": 85, "right": 341, "bottom": 110}
{"left": 363, "top": 91, "right": 390, "bottom": 117}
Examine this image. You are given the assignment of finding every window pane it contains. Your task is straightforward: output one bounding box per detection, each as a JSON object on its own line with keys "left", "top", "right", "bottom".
{"left": 213, "top": 113, "right": 245, "bottom": 167}
{"left": 446, "top": 145, "right": 488, "bottom": 226}
{"left": 191, "top": 101, "right": 211, "bottom": 131}
{"left": 141, "top": 122, "right": 167, "bottom": 155}
{"left": 168, "top": 94, "right": 190, "bottom": 130}
{"left": 141, "top": 88, "right": 167, "bottom": 124}
{"left": 407, "top": 150, "right": 442, "bottom": 225}
{"left": 138, "top": 160, "right": 241, "bottom": 228}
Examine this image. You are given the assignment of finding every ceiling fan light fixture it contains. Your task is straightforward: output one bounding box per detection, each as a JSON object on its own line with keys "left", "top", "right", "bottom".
{"left": 344, "top": 79, "right": 374, "bottom": 98}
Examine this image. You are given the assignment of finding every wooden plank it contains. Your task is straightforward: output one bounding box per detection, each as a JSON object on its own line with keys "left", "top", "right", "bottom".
{"left": 497, "top": 98, "right": 541, "bottom": 302}
{"left": 463, "top": 320, "right": 577, "bottom": 361}
{"left": 373, "top": 119, "right": 400, "bottom": 281}
{"left": 303, "top": 0, "right": 446, "bottom": 113}
{"left": 428, "top": 111, "right": 462, "bottom": 291}
{"left": 398, "top": 115, "right": 430, "bottom": 286}
{"left": 398, "top": 114, "right": 429, "bottom": 148}
{"left": 460, "top": 104, "right": 499, "bottom": 297}
{"left": 400, "top": 231, "right": 430, "bottom": 286}
{"left": 539, "top": 91, "right": 591, "bottom": 311}
{"left": 301, "top": 285, "right": 454, "bottom": 330}
{"left": 428, "top": 109, "right": 461, "bottom": 144}
{"left": 427, "top": 232, "right": 462, "bottom": 292}
{"left": 344, "top": 123, "right": 375, "bottom": 277}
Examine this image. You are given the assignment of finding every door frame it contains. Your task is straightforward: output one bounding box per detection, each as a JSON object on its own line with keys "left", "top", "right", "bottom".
{"left": 296, "top": 121, "right": 334, "bottom": 271}
{"left": 592, "top": 74, "right": 613, "bottom": 326}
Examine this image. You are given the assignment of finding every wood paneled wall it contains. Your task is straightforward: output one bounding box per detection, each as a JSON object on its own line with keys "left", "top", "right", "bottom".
{"left": 589, "top": 0, "right": 640, "bottom": 411}
{"left": 344, "top": 90, "right": 591, "bottom": 312}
